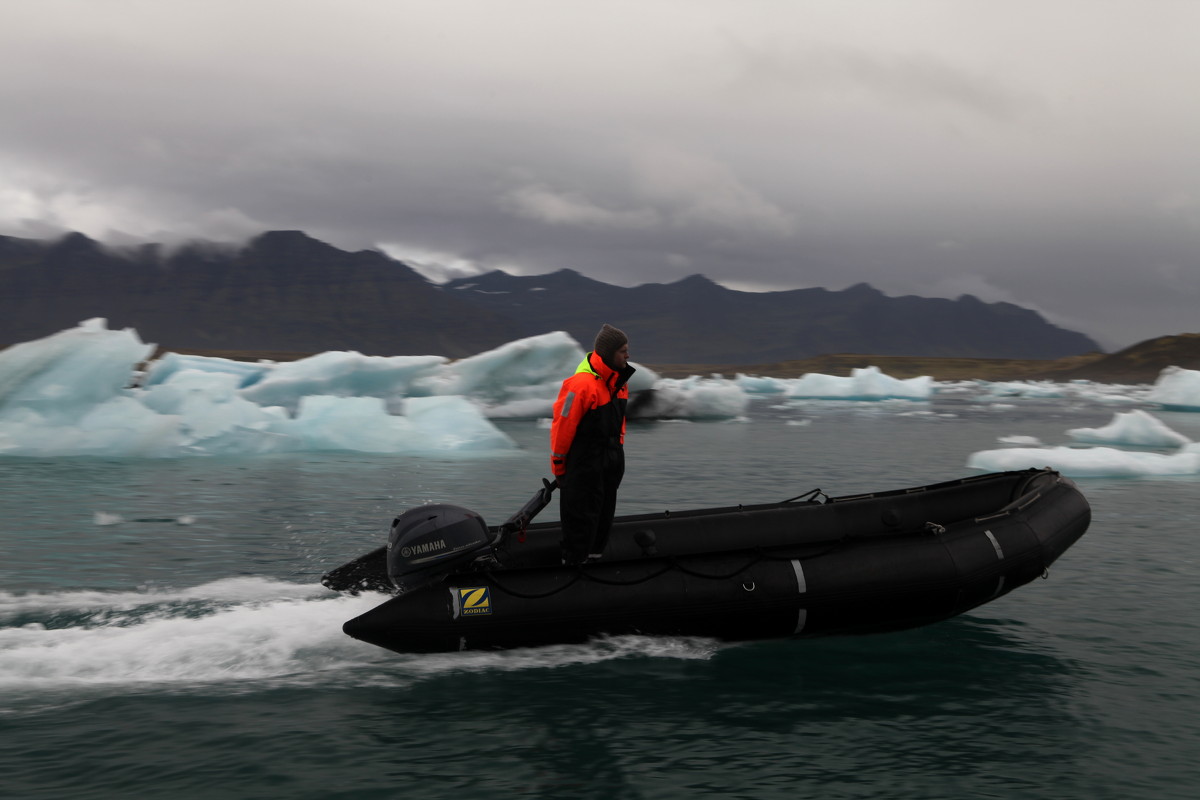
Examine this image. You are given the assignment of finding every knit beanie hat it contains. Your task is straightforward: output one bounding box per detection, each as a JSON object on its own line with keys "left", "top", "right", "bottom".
{"left": 593, "top": 323, "right": 628, "bottom": 364}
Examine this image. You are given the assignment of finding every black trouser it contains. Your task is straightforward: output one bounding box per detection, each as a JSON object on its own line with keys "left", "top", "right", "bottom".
{"left": 559, "top": 447, "right": 624, "bottom": 564}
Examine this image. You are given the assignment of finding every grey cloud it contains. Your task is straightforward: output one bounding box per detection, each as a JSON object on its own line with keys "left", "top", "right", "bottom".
{"left": 2, "top": 1, "right": 1199, "bottom": 350}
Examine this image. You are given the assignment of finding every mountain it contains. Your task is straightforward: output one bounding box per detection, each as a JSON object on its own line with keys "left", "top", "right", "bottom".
{"left": 0, "top": 230, "right": 522, "bottom": 357}
{"left": 1, "top": 230, "right": 1102, "bottom": 361}
{"left": 443, "top": 270, "right": 1100, "bottom": 362}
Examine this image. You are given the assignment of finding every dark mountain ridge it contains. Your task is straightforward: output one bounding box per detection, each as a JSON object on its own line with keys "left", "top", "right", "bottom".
{"left": 444, "top": 269, "right": 1099, "bottom": 362}
{"left": 1, "top": 229, "right": 1102, "bottom": 362}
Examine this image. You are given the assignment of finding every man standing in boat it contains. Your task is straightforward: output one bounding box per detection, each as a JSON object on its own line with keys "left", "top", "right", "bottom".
{"left": 551, "top": 324, "right": 636, "bottom": 565}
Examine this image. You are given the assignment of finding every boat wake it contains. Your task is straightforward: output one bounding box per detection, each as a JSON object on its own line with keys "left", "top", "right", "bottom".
{"left": 0, "top": 577, "right": 722, "bottom": 705}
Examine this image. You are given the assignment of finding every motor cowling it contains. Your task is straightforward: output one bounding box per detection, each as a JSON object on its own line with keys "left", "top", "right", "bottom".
{"left": 386, "top": 504, "right": 495, "bottom": 594}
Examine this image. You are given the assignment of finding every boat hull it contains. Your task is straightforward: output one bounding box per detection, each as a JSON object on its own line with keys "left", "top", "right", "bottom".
{"left": 334, "top": 469, "right": 1091, "bottom": 654}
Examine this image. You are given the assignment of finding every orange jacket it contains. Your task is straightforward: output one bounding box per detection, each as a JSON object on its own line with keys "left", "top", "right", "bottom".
{"left": 550, "top": 352, "right": 633, "bottom": 477}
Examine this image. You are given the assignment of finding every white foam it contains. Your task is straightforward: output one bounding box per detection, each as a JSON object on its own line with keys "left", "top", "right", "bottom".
{"left": 0, "top": 590, "right": 381, "bottom": 688}
{"left": 0, "top": 578, "right": 722, "bottom": 693}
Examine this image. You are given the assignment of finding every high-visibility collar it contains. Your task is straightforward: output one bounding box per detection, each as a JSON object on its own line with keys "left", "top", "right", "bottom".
{"left": 576, "top": 351, "right": 635, "bottom": 390}
{"left": 575, "top": 351, "right": 614, "bottom": 381}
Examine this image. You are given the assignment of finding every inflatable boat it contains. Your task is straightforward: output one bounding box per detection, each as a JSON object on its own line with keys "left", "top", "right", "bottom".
{"left": 322, "top": 468, "right": 1090, "bottom": 654}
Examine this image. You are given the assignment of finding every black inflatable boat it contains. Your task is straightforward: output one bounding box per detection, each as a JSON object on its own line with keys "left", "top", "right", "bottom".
{"left": 322, "top": 468, "right": 1090, "bottom": 654}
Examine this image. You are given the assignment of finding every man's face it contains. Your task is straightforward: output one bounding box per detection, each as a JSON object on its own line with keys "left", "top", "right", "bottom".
{"left": 611, "top": 343, "right": 630, "bottom": 370}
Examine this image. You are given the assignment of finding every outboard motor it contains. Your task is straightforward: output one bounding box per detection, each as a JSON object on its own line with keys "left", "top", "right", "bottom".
{"left": 386, "top": 504, "right": 495, "bottom": 594}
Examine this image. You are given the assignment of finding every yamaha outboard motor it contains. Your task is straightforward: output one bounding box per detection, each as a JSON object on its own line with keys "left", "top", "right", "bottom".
{"left": 386, "top": 504, "right": 495, "bottom": 594}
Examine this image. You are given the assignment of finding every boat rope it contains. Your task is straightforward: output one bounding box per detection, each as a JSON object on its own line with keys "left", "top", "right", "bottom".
{"left": 484, "top": 570, "right": 583, "bottom": 599}
{"left": 667, "top": 554, "right": 763, "bottom": 580}
{"left": 482, "top": 544, "right": 846, "bottom": 600}
{"left": 575, "top": 563, "right": 676, "bottom": 586}
{"left": 783, "top": 487, "right": 828, "bottom": 504}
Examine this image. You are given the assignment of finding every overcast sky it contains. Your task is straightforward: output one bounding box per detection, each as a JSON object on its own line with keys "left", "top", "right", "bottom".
{"left": 3, "top": 1, "right": 1198, "bottom": 350}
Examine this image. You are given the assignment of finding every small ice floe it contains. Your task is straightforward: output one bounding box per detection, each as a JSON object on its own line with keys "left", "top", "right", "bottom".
{"left": 998, "top": 435, "right": 1043, "bottom": 446}
{"left": 1066, "top": 409, "right": 1191, "bottom": 448}
{"left": 1148, "top": 366, "right": 1200, "bottom": 412}
{"left": 967, "top": 444, "right": 1200, "bottom": 478}
{"left": 783, "top": 366, "right": 933, "bottom": 401}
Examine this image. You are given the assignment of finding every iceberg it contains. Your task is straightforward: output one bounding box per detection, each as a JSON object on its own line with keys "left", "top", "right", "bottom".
{"left": 971, "top": 409, "right": 1199, "bottom": 479}
{"left": 1066, "top": 409, "right": 1191, "bottom": 448}
{"left": 1147, "top": 366, "right": 1200, "bottom": 412}
{"left": 0, "top": 317, "right": 153, "bottom": 419}
{"left": 410, "top": 331, "right": 583, "bottom": 417}
{"left": 966, "top": 445, "right": 1200, "bottom": 478}
{"left": 0, "top": 321, "right": 680, "bottom": 458}
{"left": 783, "top": 366, "right": 933, "bottom": 401}
{"left": 0, "top": 320, "right": 516, "bottom": 458}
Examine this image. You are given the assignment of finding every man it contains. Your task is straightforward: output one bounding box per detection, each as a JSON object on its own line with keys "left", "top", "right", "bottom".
{"left": 550, "top": 324, "right": 635, "bottom": 564}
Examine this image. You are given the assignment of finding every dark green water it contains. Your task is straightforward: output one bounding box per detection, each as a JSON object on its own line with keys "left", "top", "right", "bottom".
{"left": 3, "top": 399, "right": 1199, "bottom": 799}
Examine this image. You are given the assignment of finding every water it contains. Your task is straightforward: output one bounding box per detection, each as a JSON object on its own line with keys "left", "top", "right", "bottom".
{"left": 3, "top": 397, "right": 1199, "bottom": 799}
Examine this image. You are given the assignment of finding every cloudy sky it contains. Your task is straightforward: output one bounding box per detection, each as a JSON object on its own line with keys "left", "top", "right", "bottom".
{"left": 3, "top": 0, "right": 1198, "bottom": 350}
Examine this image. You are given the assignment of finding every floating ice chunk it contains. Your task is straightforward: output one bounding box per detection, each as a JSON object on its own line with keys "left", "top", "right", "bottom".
{"left": 735, "top": 374, "right": 790, "bottom": 394}
{"left": 1148, "top": 366, "right": 1200, "bottom": 411}
{"left": 998, "top": 435, "right": 1043, "bottom": 446}
{"left": 0, "top": 320, "right": 192, "bottom": 456}
{"left": 976, "top": 381, "right": 1065, "bottom": 399}
{"left": 0, "top": 398, "right": 187, "bottom": 457}
{"left": 239, "top": 351, "right": 447, "bottom": 412}
{"left": 629, "top": 377, "right": 749, "bottom": 419}
{"left": 283, "top": 395, "right": 515, "bottom": 454}
{"left": 784, "top": 367, "right": 933, "bottom": 401}
{"left": 628, "top": 364, "right": 659, "bottom": 392}
{"left": 409, "top": 331, "right": 596, "bottom": 418}
{"left": 966, "top": 445, "right": 1200, "bottom": 477}
{"left": 483, "top": 398, "right": 556, "bottom": 419}
{"left": 0, "top": 318, "right": 153, "bottom": 419}
{"left": 1072, "top": 386, "right": 1142, "bottom": 406}
{"left": 404, "top": 396, "right": 518, "bottom": 452}
{"left": 143, "top": 352, "right": 271, "bottom": 389}
{"left": 405, "top": 331, "right": 658, "bottom": 418}
{"left": 138, "top": 370, "right": 292, "bottom": 454}
{"left": 140, "top": 369, "right": 244, "bottom": 414}
{"left": 1067, "top": 410, "right": 1191, "bottom": 448}
{"left": 413, "top": 332, "right": 582, "bottom": 404}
